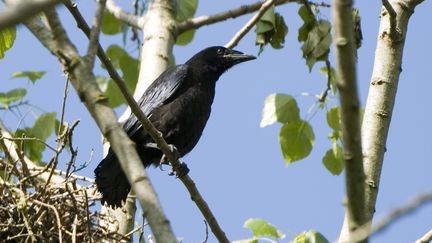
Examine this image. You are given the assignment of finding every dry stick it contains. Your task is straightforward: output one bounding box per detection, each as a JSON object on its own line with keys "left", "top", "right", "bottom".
{"left": 33, "top": 199, "right": 63, "bottom": 243}
{"left": 332, "top": 0, "right": 366, "bottom": 242}
{"left": 63, "top": 2, "right": 230, "bottom": 242}
{"left": 225, "top": 0, "right": 276, "bottom": 49}
{"left": 0, "top": 0, "right": 60, "bottom": 30}
{"left": 177, "top": 0, "right": 293, "bottom": 34}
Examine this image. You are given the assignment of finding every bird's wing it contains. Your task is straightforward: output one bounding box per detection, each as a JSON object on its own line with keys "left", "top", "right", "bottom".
{"left": 122, "top": 64, "right": 189, "bottom": 137}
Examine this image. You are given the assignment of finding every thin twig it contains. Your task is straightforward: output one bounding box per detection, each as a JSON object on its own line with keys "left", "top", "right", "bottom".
{"left": 371, "top": 191, "right": 432, "bottom": 235}
{"left": 1, "top": 136, "right": 57, "bottom": 152}
{"left": 84, "top": 190, "right": 92, "bottom": 243}
{"left": 86, "top": 0, "right": 107, "bottom": 69}
{"left": 225, "top": 0, "right": 276, "bottom": 49}
{"left": 33, "top": 199, "right": 63, "bottom": 243}
{"left": 72, "top": 215, "right": 78, "bottom": 243}
{"left": 177, "top": 0, "right": 293, "bottom": 34}
{"left": 0, "top": 0, "right": 60, "bottom": 30}
{"left": 318, "top": 60, "right": 333, "bottom": 103}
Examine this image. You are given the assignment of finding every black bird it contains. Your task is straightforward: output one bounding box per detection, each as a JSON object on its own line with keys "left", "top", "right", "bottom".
{"left": 95, "top": 46, "right": 255, "bottom": 207}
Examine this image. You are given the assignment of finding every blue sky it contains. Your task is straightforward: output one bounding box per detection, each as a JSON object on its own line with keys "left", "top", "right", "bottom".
{"left": 1, "top": 0, "right": 431, "bottom": 242}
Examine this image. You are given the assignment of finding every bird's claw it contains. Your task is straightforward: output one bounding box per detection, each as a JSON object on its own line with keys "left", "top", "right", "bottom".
{"left": 168, "top": 161, "right": 189, "bottom": 178}
{"left": 159, "top": 144, "right": 180, "bottom": 165}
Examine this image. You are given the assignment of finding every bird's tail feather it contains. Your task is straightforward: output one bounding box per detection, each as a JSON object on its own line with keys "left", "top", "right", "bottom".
{"left": 94, "top": 149, "right": 130, "bottom": 208}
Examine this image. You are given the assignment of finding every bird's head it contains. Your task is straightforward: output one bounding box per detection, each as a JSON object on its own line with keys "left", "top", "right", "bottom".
{"left": 186, "top": 46, "right": 256, "bottom": 76}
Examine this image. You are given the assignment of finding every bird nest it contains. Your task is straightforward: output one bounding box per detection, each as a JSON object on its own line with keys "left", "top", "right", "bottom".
{"left": 0, "top": 174, "right": 127, "bottom": 242}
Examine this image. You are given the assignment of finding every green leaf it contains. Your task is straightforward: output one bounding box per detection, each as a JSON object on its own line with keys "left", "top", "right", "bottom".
{"left": 322, "top": 144, "right": 344, "bottom": 175}
{"left": 299, "top": 17, "right": 332, "bottom": 71}
{"left": 280, "top": 120, "right": 314, "bottom": 164}
{"left": 270, "top": 13, "right": 288, "bottom": 49}
{"left": 176, "top": 29, "right": 196, "bottom": 46}
{"left": 0, "top": 26, "right": 16, "bottom": 59}
{"left": 15, "top": 113, "right": 56, "bottom": 162}
{"left": 297, "top": 6, "right": 315, "bottom": 42}
{"left": 0, "top": 88, "right": 27, "bottom": 109}
{"left": 292, "top": 230, "right": 329, "bottom": 243}
{"left": 326, "top": 107, "right": 341, "bottom": 132}
{"left": 32, "top": 112, "right": 56, "bottom": 141}
{"left": 120, "top": 53, "right": 140, "bottom": 90}
{"left": 11, "top": 71, "right": 46, "bottom": 84}
{"left": 175, "top": 0, "right": 198, "bottom": 45}
{"left": 244, "top": 218, "right": 285, "bottom": 239}
{"left": 101, "top": 11, "right": 124, "bottom": 35}
{"left": 176, "top": 0, "right": 198, "bottom": 22}
{"left": 103, "top": 45, "right": 140, "bottom": 107}
{"left": 255, "top": 9, "right": 288, "bottom": 53}
{"left": 256, "top": 8, "right": 276, "bottom": 34}
{"left": 105, "top": 79, "right": 124, "bottom": 108}
{"left": 261, "top": 93, "right": 300, "bottom": 127}
{"left": 105, "top": 45, "right": 125, "bottom": 69}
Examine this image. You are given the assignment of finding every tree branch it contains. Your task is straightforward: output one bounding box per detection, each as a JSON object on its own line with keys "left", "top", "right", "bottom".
{"left": 85, "top": 0, "right": 106, "bottom": 69}
{"left": 225, "top": 0, "right": 276, "bottom": 49}
{"left": 105, "top": 0, "right": 142, "bottom": 29}
{"left": 381, "top": 0, "right": 398, "bottom": 38}
{"left": 332, "top": 0, "right": 366, "bottom": 242}
{"left": 17, "top": 4, "right": 178, "bottom": 242}
{"left": 339, "top": 0, "right": 426, "bottom": 242}
{"left": 0, "top": 0, "right": 60, "bottom": 30}
{"left": 371, "top": 191, "right": 432, "bottom": 236}
{"left": 416, "top": 229, "right": 432, "bottom": 243}
{"left": 176, "top": 0, "right": 293, "bottom": 35}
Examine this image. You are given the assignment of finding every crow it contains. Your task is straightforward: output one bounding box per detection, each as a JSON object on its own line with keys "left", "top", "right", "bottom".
{"left": 95, "top": 46, "right": 255, "bottom": 207}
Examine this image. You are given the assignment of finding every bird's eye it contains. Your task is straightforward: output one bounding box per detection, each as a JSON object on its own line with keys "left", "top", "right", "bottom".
{"left": 216, "top": 48, "right": 224, "bottom": 55}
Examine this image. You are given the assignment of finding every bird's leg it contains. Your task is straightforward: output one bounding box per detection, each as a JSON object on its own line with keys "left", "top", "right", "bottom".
{"left": 168, "top": 161, "right": 189, "bottom": 178}
{"left": 144, "top": 142, "right": 188, "bottom": 177}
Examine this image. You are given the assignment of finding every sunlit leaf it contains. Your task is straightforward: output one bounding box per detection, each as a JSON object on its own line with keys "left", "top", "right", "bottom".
{"left": 0, "top": 26, "right": 16, "bottom": 59}
{"left": 102, "top": 45, "right": 140, "bottom": 107}
{"left": 101, "top": 11, "right": 124, "bottom": 35}
{"left": 176, "top": 29, "right": 196, "bottom": 46}
{"left": 0, "top": 88, "right": 27, "bottom": 109}
{"left": 244, "top": 218, "right": 285, "bottom": 239}
{"left": 11, "top": 71, "right": 46, "bottom": 84}
{"left": 326, "top": 107, "right": 341, "bottom": 132}
{"left": 261, "top": 93, "right": 300, "bottom": 127}
{"left": 176, "top": 0, "right": 198, "bottom": 22}
{"left": 322, "top": 144, "right": 344, "bottom": 175}
{"left": 15, "top": 112, "right": 56, "bottom": 162}
{"left": 292, "top": 230, "right": 329, "bottom": 243}
{"left": 32, "top": 112, "right": 56, "bottom": 141}
{"left": 280, "top": 120, "right": 314, "bottom": 164}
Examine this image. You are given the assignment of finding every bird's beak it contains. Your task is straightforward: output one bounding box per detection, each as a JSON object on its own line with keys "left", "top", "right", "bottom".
{"left": 224, "top": 50, "right": 256, "bottom": 64}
